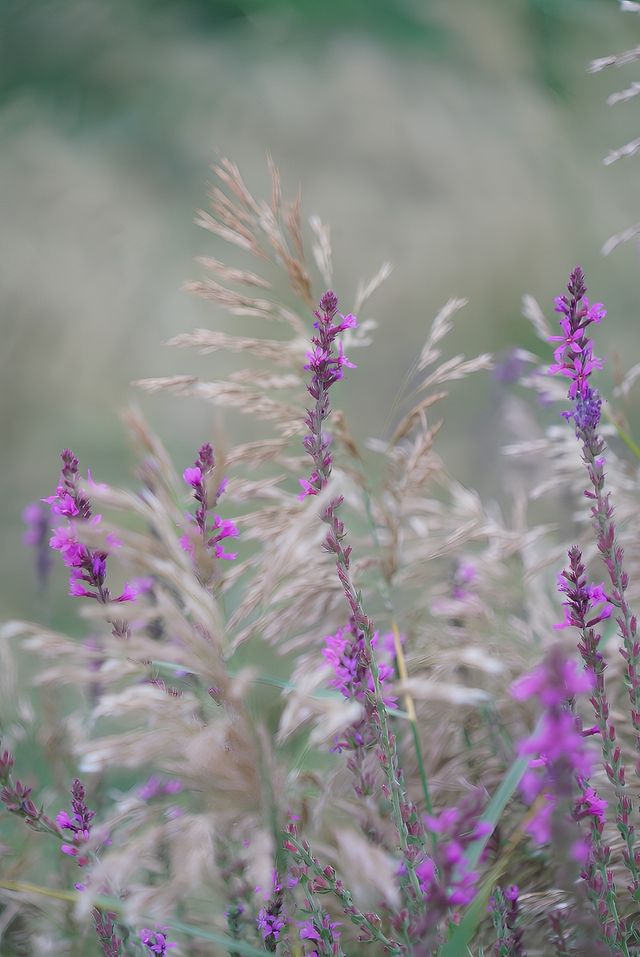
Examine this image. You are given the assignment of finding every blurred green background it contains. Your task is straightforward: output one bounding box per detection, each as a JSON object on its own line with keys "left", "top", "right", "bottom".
{"left": 1, "top": 0, "right": 638, "bottom": 627}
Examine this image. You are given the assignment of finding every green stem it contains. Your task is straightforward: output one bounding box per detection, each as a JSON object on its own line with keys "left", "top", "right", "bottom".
{"left": 604, "top": 406, "right": 640, "bottom": 461}
{"left": 329, "top": 532, "right": 423, "bottom": 909}
{"left": 284, "top": 835, "right": 403, "bottom": 955}
{"left": 360, "top": 484, "right": 435, "bottom": 826}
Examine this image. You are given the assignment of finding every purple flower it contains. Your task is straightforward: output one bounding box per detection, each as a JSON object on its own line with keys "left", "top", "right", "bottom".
{"left": 257, "top": 907, "right": 286, "bottom": 942}
{"left": 548, "top": 267, "right": 605, "bottom": 419}
{"left": 56, "top": 778, "right": 95, "bottom": 866}
{"left": 138, "top": 776, "right": 183, "bottom": 801}
{"left": 298, "top": 913, "right": 341, "bottom": 956}
{"left": 300, "top": 291, "right": 358, "bottom": 499}
{"left": 45, "top": 450, "right": 141, "bottom": 613}
{"left": 555, "top": 562, "right": 613, "bottom": 631}
{"left": 574, "top": 786, "right": 608, "bottom": 824}
{"left": 139, "top": 927, "right": 176, "bottom": 955}
{"left": 511, "top": 645, "right": 596, "bottom": 844}
{"left": 416, "top": 796, "right": 490, "bottom": 917}
{"left": 183, "top": 465, "right": 202, "bottom": 487}
{"left": 181, "top": 444, "right": 238, "bottom": 561}
{"left": 322, "top": 625, "right": 397, "bottom": 707}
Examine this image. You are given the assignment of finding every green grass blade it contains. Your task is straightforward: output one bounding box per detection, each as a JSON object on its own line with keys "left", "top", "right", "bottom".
{"left": 0, "top": 882, "right": 268, "bottom": 957}
{"left": 464, "top": 749, "right": 530, "bottom": 872}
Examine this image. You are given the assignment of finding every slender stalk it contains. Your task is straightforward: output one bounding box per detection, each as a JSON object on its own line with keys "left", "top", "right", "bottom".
{"left": 360, "top": 482, "right": 435, "bottom": 824}
{"left": 284, "top": 833, "right": 403, "bottom": 955}
{"left": 323, "top": 497, "right": 424, "bottom": 909}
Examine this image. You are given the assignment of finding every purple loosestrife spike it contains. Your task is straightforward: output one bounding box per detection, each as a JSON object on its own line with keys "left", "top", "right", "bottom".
{"left": 45, "top": 450, "right": 148, "bottom": 625}
{"left": 550, "top": 271, "right": 640, "bottom": 775}
{"left": 300, "top": 293, "right": 425, "bottom": 909}
{"left": 323, "top": 626, "right": 397, "bottom": 707}
{"left": 56, "top": 777, "right": 95, "bottom": 867}
{"left": 180, "top": 443, "right": 238, "bottom": 560}
{"left": 415, "top": 796, "right": 490, "bottom": 916}
{"left": 557, "top": 545, "right": 640, "bottom": 896}
{"left": 299, "top": 291, "right": 357, "bottom": 498}
{"left": 257, "top": 909, "right": 286, "bottom": 944}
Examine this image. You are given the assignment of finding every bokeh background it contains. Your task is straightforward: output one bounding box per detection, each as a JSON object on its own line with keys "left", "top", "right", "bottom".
{"left": 1, "top": 0, "right": 638, "bottom": 625}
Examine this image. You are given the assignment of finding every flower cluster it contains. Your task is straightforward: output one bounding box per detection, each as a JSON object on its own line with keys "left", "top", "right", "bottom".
{"left": 45, "top": 449, "right": 148, "bottom": 606}
{"left": 415, "top": 798, "right": 491, "bottom": 916}
{"left": 555, "top": 557, "right": 613, "bottom": 632}
{"left": 300, "top": 291, "right": 357, "bottom": 499}
{"left": 323, "top": 624, "right": 397, "bottom": 707}
{"left": 257, "top": 907, "right": 286, "bottom": 945}
{"left": 511, "top": 644, "right": 600, "bottom": 845}
{"left": 548, "top": 265, "right": 606, "bottom": 403}
{"left": 56, "top": 778, "right": 95, "bottom": 866}
{"left": 255, "top": 868, "right": 287, "bottom": 950}
{"left": 1, "top": 746, "right": 62, "bottom": 838}
{"left": 139, "top": 926, "right": 176, "bottom": 955}
{"left": 557, "top": 546, "right": 640, "bottom": 901}
{"left": 180, "top": 443, "right": 238, "bottom": 560}
{"left": 138, "top": 776, "right": 183, "bottom": 801}
{"left": 298, "top": 913, "right": 342, "bottom": 957}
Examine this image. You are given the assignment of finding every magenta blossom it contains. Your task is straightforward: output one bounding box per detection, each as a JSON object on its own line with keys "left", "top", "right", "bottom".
{"left": 257, "top": 908, "right": 286, "bottom": 943}
{"left": 46, "top": 450, "right": 144, "bottom": 608}
{"left": 139, "top": 927, "right": 176, "bottom": 955}
{"left": 511, "top": 645, "right": 597, "bottom": 844}
{"left": 56, "top": 778, "right": 95, "bottom": 868}
{"left": 548, "top": 267, "right": 605, "bottom": 425}
{"left": 181, "top": 443, "right": 238, "bottom": 560}
{"left": 298, "top": 913, "right": 341, "bottom": 956}
{"left": 323, "top": 626, "right": 398, "bottom": 707}
{"left": 416, "top": 797, "right": 491, "bottom": 915}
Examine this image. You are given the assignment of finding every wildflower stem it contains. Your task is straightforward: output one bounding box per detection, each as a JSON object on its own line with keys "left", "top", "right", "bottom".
{"left": 360, "top": 481, "right": 435, "bottom": 827}
{"left": 580, "top": 430, "right": 640, "bottom": 768}
{"left": 562, "top": 547, "right": 640, "bottom": 895}
{"left": 391, "top": 621, "right": 434, "bottom": 818}
{"left": 583, "top": 818, "right": 629, "bottom": 954}
{"left": 283, "top": 833, "right": 403, "bottom": 954}
{"left": 323, "top": 498, "right": 424, "bottom": 909}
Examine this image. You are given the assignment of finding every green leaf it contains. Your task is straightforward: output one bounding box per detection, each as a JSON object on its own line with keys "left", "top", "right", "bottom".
{"left": 439, "top": 873, "right": 497, "bottom": 957}
{"left": 0, "top": 883, "right": 268, "bottom": 957}
{"left": 164, "top": 917, "right": 269, "bottom": 956}
{"left": 464, "top": 750, "right": 530, "bottom": 872}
